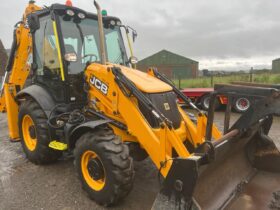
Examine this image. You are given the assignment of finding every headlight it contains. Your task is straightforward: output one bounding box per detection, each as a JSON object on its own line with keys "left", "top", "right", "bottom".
{"left": 66, "top": 10, "right": 75, "bottom": 16}
{"left": 116, "top": 21, "right": 122, "bottom": 26}
{"left": 129, "top": 56, "right": 138, "bottom": 65}
{"left": 78, "top": 13, "right": 86, "bottom": 19}
{"left": 110, "top": 20, "right": 116, "bottom": 26}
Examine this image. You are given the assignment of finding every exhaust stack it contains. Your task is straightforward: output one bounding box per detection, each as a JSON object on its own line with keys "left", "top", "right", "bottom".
{"left": 94, "top": 0, "right": 107, "bottom": 65}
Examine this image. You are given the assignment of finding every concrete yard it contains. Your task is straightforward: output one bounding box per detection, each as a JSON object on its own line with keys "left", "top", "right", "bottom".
{"left": 0, "top": 112, "right": 280, "bottom": 210}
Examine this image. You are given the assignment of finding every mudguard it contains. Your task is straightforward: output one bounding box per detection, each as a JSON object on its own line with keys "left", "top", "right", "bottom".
{"left": 16, "top": 85, "right": 55, "bottom": 117}
{"left": 67, "top": 119, "right": 112, "bottom": 149}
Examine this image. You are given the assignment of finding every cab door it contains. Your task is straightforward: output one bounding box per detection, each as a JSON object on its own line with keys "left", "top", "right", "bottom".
{"left": 33, "top": 15, "right": 66, "bottom": 103}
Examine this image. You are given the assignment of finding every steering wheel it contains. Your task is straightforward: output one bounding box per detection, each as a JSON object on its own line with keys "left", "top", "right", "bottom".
{"left": 81, "top": 54, "right": 98, "bottom": 62}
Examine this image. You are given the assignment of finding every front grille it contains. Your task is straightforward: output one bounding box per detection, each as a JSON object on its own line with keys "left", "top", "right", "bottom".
{"left": 139, "top": 91, "right": 182, "bottom": 129}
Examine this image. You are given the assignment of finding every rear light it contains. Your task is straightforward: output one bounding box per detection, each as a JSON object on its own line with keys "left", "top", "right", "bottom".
{"left": 219, "top": 95, "right": 228, "bottom": 104}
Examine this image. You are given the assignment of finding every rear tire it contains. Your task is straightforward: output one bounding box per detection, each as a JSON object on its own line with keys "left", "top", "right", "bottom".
{"left": 74, "top": 128, "right": 134, "bottom": 206}
{"left": 200, "top": 94, "right": 221, "bottom": 111}
{"left": 18, "top": 98, "right": 62, "bottom": 164}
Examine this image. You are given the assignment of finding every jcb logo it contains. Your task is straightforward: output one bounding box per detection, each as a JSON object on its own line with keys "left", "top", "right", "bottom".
{"left": 90, "top": 76, "right": 108, "bottom": 95}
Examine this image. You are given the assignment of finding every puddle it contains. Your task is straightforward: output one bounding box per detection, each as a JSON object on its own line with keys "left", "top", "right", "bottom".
{"left": 0, "top": 141, "right": 25, "bottom": 188}
{"left": 0, "top": 114, "right": 25, "bottom": 191}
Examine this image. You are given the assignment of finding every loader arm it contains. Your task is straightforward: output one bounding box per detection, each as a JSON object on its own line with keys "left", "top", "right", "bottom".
{"left": 0, "top": 2, "right": 41, "bottom": 140}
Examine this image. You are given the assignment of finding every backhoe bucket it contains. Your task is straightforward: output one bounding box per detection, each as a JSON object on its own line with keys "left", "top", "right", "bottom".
{"left": 152, "top": 84, "right": 280, "bottom": 210}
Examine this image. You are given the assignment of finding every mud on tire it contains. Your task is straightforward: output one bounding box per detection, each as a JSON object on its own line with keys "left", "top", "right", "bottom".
{"left": 18, "top": 98, "right": 62, "bottom": 164}
{"left": 74, "top": 128, "right": 134, "bottom": 206}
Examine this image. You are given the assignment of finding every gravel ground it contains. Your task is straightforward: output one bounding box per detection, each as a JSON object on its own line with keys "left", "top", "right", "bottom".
{"left": 0, "top": 112, "right": 279, "bottom": 210}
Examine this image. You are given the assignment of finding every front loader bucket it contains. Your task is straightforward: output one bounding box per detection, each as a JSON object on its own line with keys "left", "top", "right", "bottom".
{"left": 193, "top": 126, "right": 280, "bottom": 210}
{"left": 152, "top": 84, "right": 280, "bottom": 210}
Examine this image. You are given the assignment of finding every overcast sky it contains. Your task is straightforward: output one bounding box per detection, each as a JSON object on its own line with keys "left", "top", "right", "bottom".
{"left": 1, "top": 0, "right": 280, "bottom": 71}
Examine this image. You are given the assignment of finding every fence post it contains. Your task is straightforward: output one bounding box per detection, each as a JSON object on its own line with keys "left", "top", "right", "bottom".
{"left": 211, "top": 75, "right": 214, "bottom": 87}
{"left": 178, "top": 77, "right": 181, "bottom": 89}
{"left": 250, "top": 67, "right": 253, "bottom": 82}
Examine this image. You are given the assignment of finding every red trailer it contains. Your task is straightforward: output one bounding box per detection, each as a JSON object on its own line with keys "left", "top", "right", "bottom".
{"left": 180, "top": 88, "right": 251, "bottom": 113}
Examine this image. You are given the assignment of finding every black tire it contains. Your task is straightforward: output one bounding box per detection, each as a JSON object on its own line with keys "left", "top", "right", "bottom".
{"left": 74, "top": 128, "right": 134, "bottom": 206}
{"left": 18, "top": 98, "right": 62, "bottom": 164}
{"left": 200, "top": 94, "right": 221, "bottom": 111}
{"left": 233, "top": 97, "right": 251, "bottom": 113}
{"left": 128, "top": 143, "right": 148, "bottom": 161}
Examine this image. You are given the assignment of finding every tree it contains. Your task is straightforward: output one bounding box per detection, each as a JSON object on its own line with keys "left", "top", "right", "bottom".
{"left": 0, "top": 39, "right": 8, "bottom": 76}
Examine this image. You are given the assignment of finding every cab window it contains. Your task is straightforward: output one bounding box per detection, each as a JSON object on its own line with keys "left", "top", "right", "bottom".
{"left": 33, "top": 16, "right": 65, "bottom": 102}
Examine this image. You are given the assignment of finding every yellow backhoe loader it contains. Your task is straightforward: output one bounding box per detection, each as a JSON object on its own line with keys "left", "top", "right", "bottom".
{"left": 1, "top": 1, "right": 280, "bottom": 209}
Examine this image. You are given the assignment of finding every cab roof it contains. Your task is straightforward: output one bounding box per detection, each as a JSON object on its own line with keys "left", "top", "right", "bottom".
{"left": 33, "top": 3, "right": 121, "bottom": 23}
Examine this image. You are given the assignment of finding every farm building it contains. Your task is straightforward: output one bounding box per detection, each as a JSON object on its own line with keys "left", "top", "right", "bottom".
{"left": 137, "top": 50, "right": 198, "bottom": 79}
{"left": 0, "top": 39, "right": 8, "bottom": 77}
{"left": 272, "top": 58, "right": 280, "bottom": 73}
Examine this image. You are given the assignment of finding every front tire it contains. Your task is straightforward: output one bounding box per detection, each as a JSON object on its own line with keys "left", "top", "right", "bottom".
{"left": 74, "top": 128, "right": 134, "bottom": 206}
{"left": 18, "top": 98, "right": 62, "bottom": 164}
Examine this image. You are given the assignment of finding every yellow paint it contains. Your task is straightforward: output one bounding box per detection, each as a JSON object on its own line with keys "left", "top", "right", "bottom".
{"left": 81, "top": 150, "right": 106, "bottom": 191}
{"left": 22, "top": 115, "right": 37, "bottom": 151}
{"left": 0, "top": 95, "right": 6, "bottom": 112}
{"left": 125, "top": 32, "right": 134, "bottom": 58}
{"left": 86, "top": 63, "right": 227, "bottom": 178}
{"left": 1, "top": 2, "right": 41, "bottom": 140}
{"left": 52, "top": 21, "right": 65, "bottom": 81}
{"left": 110, "top": 125, "right": 138, "bottom": 142}
{"left": 178, "top": 107, "right": 202, "bottom": 145}
{"left": 49, "top": 141, "right": 68, "bottom": 151}
{"left": 88, "top": 63, "right": 172, "bottom": 93}
{"left": 4, "top": 84, "right": 20, "bottom": 141}
{"left": 84, "top": 63, "right": 203, "bottom": 177}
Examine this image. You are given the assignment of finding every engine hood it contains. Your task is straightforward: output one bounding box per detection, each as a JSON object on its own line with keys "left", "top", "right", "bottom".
{"left": 116, "top": 65, "right": 172, "bottom": 93}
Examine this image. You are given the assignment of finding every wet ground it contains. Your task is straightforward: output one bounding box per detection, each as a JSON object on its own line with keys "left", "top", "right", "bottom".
{"left": 0, "top": 112, "right": 280, "bottom": 210}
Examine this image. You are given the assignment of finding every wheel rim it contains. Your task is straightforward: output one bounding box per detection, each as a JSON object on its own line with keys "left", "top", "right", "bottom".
{"left": 236, "top": 98, "right": 250, "bottom": 111}
{"left": 203, "top": 97, "right": 210, "bottom": 109}
{"left": 22, "top": 115, "right": 37, "bottom": 151}
{"left": 81, "top": 150, "right": 106, "bottom": 191}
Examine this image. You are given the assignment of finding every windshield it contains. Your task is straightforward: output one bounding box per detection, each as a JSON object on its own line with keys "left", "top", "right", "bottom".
{"left": 58, "top": 15, "right": 128, "bottom": 74}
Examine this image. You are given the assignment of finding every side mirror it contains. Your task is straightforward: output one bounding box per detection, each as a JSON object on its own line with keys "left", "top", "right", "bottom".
{"left": 124, "top": 26, "right": 137, "bottom": 42}
{"left": 28, "top": 14, "right": 40, "bottom": 33}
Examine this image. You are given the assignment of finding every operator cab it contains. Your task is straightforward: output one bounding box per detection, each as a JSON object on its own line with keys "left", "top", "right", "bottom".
{"left": 29, "top": 4, "right": 128, "bottom": 104}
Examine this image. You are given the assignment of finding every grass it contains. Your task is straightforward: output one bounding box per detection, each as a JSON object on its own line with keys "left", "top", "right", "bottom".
{"left": 173, "top": 73, "right": 280, "bottom": 88}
